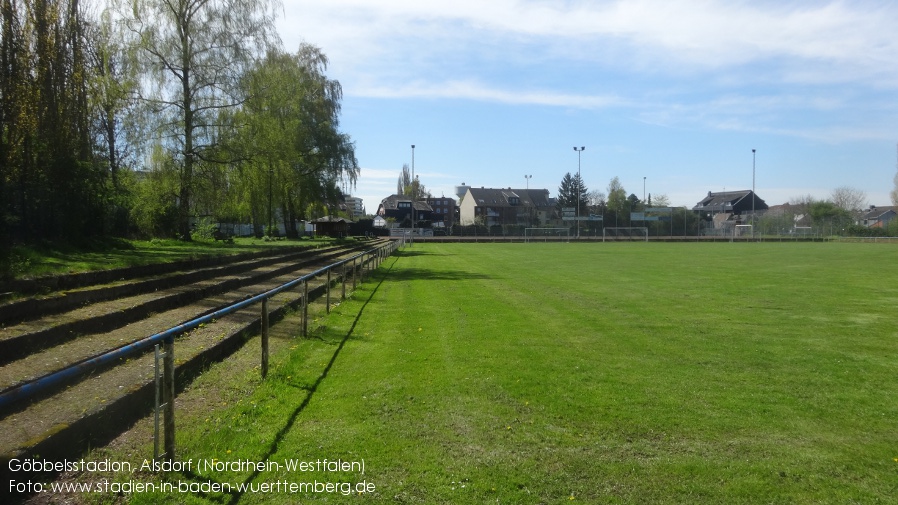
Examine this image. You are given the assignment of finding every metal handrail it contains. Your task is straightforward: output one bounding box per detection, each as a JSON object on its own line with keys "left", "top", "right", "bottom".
{"left": 0, "top": 242, "right": 395, "bottom": 411}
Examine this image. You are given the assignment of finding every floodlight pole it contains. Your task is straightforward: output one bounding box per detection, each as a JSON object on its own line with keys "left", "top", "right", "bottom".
{"left": 573, "top": 146, "right": 585, "bottom": 238}
{"left": 525, "top": 175, "right": 532, "bottom": 226}
{"left": 751, "top": 149, "right": 757, "bottom": 240}
{"left": 411, "top": 144, "right": 415, "bottom": 246}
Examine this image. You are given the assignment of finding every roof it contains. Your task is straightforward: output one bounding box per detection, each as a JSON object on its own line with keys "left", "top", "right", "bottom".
{"left": 861, "top": 206, "right": 897, "bottom": 220}
{"left": 465, "top": 187, "right": 553, "bottom": 208}
{"left": 311, "top": 216, "right": 353, "bottom": 224}
{"left": 693, "top": 190, "right": 767, "bottom": 212}
{"left": 378, "top": 194, "right": 433, "bottom": 212}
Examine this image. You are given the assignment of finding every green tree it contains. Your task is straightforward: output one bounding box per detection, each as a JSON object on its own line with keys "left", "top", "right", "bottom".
{"left": 121, "top": 0, "right": 280, "bottom": 240}
{"left": 397, "top": 163, "right": 429, "bottom": 200}
{"left": 808, "top": 199, "right": 853, "bottom": 235}
{"left": 557, "top": 172, "right": 588, "bottom": 215}
{"left": 224, "top": 45, "right": 358, "bottom": 238}
{"left": 606, "top": 177, "right": 627, "bottom": 227}
{"left": 1, "top": 0, "right": 106, "bottom": 243}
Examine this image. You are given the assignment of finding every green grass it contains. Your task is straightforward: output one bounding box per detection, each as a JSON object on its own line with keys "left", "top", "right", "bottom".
{"left": 84, "top": 243, "right": 898, "bottom": 504}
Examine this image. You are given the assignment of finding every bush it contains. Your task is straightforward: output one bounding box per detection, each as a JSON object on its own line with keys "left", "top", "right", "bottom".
{"left": 191, "top": 217, "right": 218, "bottom": 241}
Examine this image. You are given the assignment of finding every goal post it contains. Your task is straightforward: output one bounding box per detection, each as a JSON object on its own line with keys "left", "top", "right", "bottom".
{"left": 524, "top": 227, "right": 570, "bottom": 242}
{"left": 602, "top": 227, "right": 648, "bottom": 242}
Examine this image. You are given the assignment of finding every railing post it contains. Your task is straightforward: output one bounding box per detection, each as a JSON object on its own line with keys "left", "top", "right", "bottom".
{"left": 163, "top": 337, "right": 175, "bottom": 461}
{"left": 326, "top": 268, "right": 332, "bottom": 314}
{"left": 341, "top": 261, "right": 347, "bottom": 300}
{"left": 261, "top": 297, "right": 269, "bottom": 378}
{"left": 153, "top": 344, "right": 162, "bottom": 460}
{"left": 302, "top": 280, "right": 309, "bottom": 337}
{"left": 352, "top": 257, "right": 358, "bottom": 291}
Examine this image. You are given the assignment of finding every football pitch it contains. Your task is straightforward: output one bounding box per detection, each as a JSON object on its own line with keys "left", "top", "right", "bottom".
{"left": 119, "top": 242, "right": 898, "bottom": 504}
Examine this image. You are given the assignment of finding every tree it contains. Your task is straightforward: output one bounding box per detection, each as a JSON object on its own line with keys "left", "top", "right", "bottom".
{"left": 121, "top": 0, "right": 280, "bottom": 240}
{"left": 830, "top": 186, "right": 867, "bottom": 212}
{"left": 892, "top": 144, "right": 898, "bottom": 206}
{"left": 808, "top": 199, "right": 853, "bottom": 235}
{"left": 225, "top": 45, "right": 359, "bottom": 238}
{"left": 0, "top": 0, "right": 106, "bottom": 243}
{"left": 556, "top": 172, "right": 588, "bottom": 216}
{"left": 397, "top": 163, "right": 429, "bottom": 199}
{"left": 892, "top": 170, "right": 898, "bottom": 206}
{"left": 606, "top": 177, "right": 627, "bottom": 227}
{"left": 650, "top": 193, "right": 671, "bottom": 207}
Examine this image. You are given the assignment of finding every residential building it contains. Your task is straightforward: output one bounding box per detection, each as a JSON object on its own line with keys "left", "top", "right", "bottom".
{"left": 458, "top": 187, "right": 557, "bottom": 227}
{"left": 344, "top": 196, "right": 364, "bottom": 218}
{"left": 376, "top": 194, "right": 433, "bottom": 226}
{"left": 693, "top": 190, "right": 768, "bottom": 233}
{"left": 425, "top": 196, "right": 458, "bottom": 229}
{"left": 860, "top": 205, "right": 897, "bottom": 229}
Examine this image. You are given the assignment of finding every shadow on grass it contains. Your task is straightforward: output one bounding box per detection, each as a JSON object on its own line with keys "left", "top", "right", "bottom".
{"left": 385, "top": 267, "right": 490, "bottom": 282}
{"left": 393, "top": 249, "right": 443, "bottom": 257}
{"left": 217, "top": 257, "right": 399, "bottom": 505}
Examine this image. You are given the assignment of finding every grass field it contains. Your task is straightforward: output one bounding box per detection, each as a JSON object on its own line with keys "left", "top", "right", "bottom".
{"left": 80, "top": 242, "right": 897, "bottom": 504}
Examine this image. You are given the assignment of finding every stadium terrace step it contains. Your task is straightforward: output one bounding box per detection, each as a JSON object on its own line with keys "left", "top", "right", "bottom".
{"left": 0, "top": 241, "right": 389, "bottom": 475}
{"left": 0, "top": 245, "right": 321, "bottom": 326}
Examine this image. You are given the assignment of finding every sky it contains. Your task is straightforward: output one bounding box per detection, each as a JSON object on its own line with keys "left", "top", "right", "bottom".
{"left": 275, "top": 0, "right": 898, "bottom": 211}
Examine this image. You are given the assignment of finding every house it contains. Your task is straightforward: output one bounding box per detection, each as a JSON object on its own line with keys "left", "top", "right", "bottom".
{"left": 458, "top": 187, "right": 557, "bottom": 227}
{"left": 693, "top": 190, "right": 768, "bottom": 216}
{"left": 376, "top": 194, "right": 433, "bottom": 227}
{"left": 693, "top": 190, "right": 768, "bottom": 234}
{"left": 860, "top": 205, "right": 897, "bottom": 229}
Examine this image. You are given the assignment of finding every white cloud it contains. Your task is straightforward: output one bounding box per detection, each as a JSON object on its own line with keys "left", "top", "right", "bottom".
{"left": 280, "top": 0, "right": 898, "bottom": 85}
{"left": 354, "top": 79, "right": 626, "bottom": 108}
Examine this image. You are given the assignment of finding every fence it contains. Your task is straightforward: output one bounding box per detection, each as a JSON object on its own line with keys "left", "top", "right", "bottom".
{"left": 0, "top": 238, "right": 401, "bottom": 463}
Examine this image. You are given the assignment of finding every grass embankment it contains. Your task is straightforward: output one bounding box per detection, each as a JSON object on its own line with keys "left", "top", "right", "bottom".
{"left": 78, "top": 243, "right": 897, "bottom": 504}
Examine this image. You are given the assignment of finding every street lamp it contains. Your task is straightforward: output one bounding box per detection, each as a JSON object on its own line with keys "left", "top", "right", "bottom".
{"left": 524, "top": 174, "right": 531, "bottom": 189}
{"left": 643, "top": 176, "right": 646, "bottom": 205}
{"left": 573, "top": 146, "right": 585, "bottom": 238}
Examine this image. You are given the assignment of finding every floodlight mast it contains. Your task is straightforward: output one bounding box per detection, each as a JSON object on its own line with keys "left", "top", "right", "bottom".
{"left": 573, "top": 146, "right": 585, "bottom": 238}
{"left": 752, "top": 149, "right": 756, "bottom": 239}
{"left": 411, "top": 144, "right": 415, "bottom": 246}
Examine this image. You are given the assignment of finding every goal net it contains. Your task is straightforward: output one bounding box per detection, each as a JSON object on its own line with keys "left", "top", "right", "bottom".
{"left": 602, "top": 227, "right": 648, "bottom": 242}
{"left": 734, "top": 224, "right": 753, "bottom": 237}
{"left": 524, "top": 227, "right": 570, "bottom": 242}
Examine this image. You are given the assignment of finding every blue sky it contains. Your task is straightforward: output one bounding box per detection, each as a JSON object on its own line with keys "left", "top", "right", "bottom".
{"left": 277, "top": 0, "right": 898, "bottom": 211}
